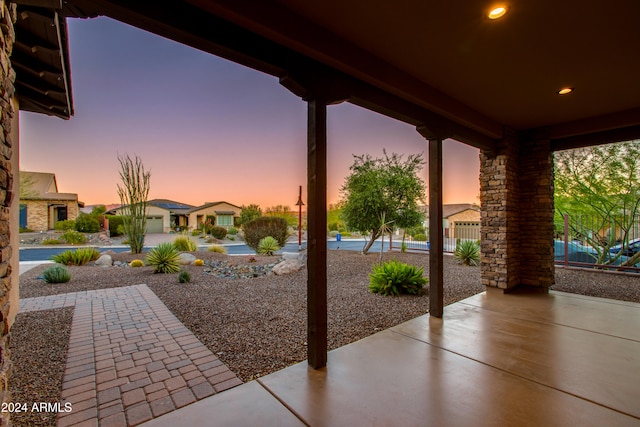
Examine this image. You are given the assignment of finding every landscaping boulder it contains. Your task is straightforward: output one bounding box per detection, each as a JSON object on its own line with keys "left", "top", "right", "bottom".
{"left": 272, "top": 258, "right": 305, "bottom": 275}
{"left": 179, "top": 253, "right": 197, "bottom": 265}
{"left": 95, "top": 254, "right": 113, "bottom": 267}
{"left": 282, "top": 250, "right": 307, "bottom": 262}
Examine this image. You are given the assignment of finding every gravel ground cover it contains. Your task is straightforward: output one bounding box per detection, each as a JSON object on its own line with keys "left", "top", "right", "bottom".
{"left": 12, "top": 250, "right": 640, "bottom": 425}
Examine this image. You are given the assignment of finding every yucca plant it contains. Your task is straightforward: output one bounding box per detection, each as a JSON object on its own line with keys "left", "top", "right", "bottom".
{"left": 257, "top": 236, "right": 280, "bottom": 256}
{"left": 208, "top": 244, "right": 227, "bottom": 254}
{"left": 145, "top": 242, "right": 181, "bottom": 274}
{"left": 369, "top": 259, "right": 427, "bottom": 296}
{"left": 173, "top": 236, "right": 197, "bottom": 252}
{"left": 51, "top": 248, "right": 100, "bottom": 266}
{"left": 454, "top": 240, "right": 480, "bottom": 266}
{"left": 43, "top": 265, "right": 71, "bottom": 284}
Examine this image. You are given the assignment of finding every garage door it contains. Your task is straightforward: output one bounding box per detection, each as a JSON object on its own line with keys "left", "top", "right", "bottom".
{"left": 146, "top": 216, "right": 164, "bottom": 233}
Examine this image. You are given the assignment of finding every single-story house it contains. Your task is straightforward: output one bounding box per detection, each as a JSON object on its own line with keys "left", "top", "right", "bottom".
{"left": 19, "top": 171, "right": 82, "bottom": 231}
{"left": 422, "top": 203, "right": 481, "bottom": 240}
{"left": 109, "top": 199, "right": 241, "bottom": 233}
{"left": 187, "top": 201, "right": 242, "bottom": 230}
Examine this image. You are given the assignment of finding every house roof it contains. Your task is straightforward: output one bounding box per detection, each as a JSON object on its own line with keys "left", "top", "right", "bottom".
{"left": 20, "top": 171, "right": 78, "bottom": 201}
{"left": 422, "top": 204, "right": 480, "bottom": 219}
{"left": 187, "top": 201, "right": 242, "bottom": 214}
{"left": 148, "top": 199, "right": 195, "bottom": 214}
{"left": 55, "top": 0, "right": 640, "bottom": 152}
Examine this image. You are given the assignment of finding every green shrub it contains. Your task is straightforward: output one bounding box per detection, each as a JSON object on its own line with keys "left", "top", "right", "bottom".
{"left": 178, "top": 270, "right": 191, "bottom": 283}
{"left": 405, "top": 225, "right": 426, "bottom": 237}
{"left": 75, "top": 213, "right": 100, "bottom": 233}
{"left": 208, "top": 244, "right": 227, "bottom": 254}
{"left": 19, "top": 226, "right": 34, "bottom": 233}
{"left": 106, "top": 215, "right": 124, "bottom": 237}
{"left": 42, "top": 238, "right": 61, "bottom": 245}
{"left": 173, "top": 237, "right": 197, "bottom": 252}
{"left": 51, "top": 248, "right": 100, "bottom": 266}
{"left": 454, "top": 240, "right": 480, "bottom": 266}
{"left": 329, "top": 230, "right": 339, "bottom": 238}
{"left": 243, "top": 217, "right": 289, "bottom": 250}
{"left": 145, "top": 242, "right": 181, "bottom": 274}
{"left": 191, "top": 229, "right": 202, "bottom": 236}
{"left": 413, "top": 233, "right": 427, "bottom": 241}
{"left": 227, "top": 226, "right": 239, "bottom": 235}
{"left": 210, "top": 226, "right": 228, "bottom": 239}
{"left": 369, "top": 260, "right": 428, "bottom": 296}
{"left": 130, "top": 259, "right": 145, "bottom": 267}
{"left": 61, "top": 230, "right": 86, "bottom": 245}
{"left": 257, "top": 236, "right": 280, "bottom": 256}
{"left": 43, "top": 265, "right": 71, "bottom": 284}
{"left": 54, "top": 220, "right": 76, "bottom": 231}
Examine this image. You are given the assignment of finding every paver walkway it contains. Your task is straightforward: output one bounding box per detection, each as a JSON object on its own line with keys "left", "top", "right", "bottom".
{"left": 20, "top": 284, "right": 242, "bottom": 426}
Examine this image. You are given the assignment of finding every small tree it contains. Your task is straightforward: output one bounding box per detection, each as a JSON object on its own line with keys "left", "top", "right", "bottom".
{"left": 117, "top": 154, "right": 151, "bottom": 254}
{"left": 237, "top": 204, "right": 262, "bottom": 227}
{"left": 340, "top": 150, "right": 426, "bottom": 254}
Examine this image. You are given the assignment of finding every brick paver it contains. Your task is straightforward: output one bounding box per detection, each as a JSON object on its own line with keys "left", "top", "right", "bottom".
{"left": 20, "top": 284, "right": 242, "bottom": 426}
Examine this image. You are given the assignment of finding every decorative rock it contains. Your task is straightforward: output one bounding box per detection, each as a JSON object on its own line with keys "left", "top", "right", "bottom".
{"left": 272, "top": 259, "right": 305, "bottom": 275}
{"left": 179, "top": 253, "right": 196, "bottom": 265}
{"left": 95, "top": 254, "right": 113, "bottom": 266}
{"left": 282, "top": 251, "right": 307, "bottom": 262}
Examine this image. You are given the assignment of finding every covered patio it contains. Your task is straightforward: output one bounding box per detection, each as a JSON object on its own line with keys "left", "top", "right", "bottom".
{"left": 141, "top": 288, "right": 640, "bottom": 426}
{"left": 3, "top": 0, "right": 640, "bottom": 425}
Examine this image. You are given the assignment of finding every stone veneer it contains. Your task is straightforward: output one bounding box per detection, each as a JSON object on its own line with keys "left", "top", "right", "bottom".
{"left": 0, "top": 3, "right": 16, "bottom": 426}
{"left": 479, "top": 128, "right": 555, "bottom": 290}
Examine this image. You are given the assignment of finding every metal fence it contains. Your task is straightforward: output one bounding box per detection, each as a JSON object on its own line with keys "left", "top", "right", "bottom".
{"left": 389, "top": 222, "right": 480, "bottom": 253}
{"left": 555, "top": 213, "right": 640, "bottom": 272}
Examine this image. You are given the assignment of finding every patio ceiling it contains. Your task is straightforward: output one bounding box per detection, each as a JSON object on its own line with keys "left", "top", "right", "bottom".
{"left": 49, "top": 0, "right": 640, "bottom": 152}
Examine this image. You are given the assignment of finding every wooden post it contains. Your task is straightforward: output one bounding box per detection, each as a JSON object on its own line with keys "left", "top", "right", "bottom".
{"left": 307, "top": 98, "right": 328, "bottom": 369}
{"left": 428, "top": 138, "right": 444, "bottom": 318}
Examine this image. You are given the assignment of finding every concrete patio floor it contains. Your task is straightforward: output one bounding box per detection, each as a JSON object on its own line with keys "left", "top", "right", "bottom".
{"left": 141, "top": 288, "right": 640, "bottom": 427}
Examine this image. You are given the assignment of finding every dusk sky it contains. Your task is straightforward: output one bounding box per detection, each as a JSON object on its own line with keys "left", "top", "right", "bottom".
{"left": 19, "top": 17, "right": 480, "bottom": 209}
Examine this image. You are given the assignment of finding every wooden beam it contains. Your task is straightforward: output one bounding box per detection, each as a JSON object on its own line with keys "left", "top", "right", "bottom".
{"left": 428, "top": 138, "right": 444, "bottom": 318}
{"left": 307, "top": 98, "right": 328, "bottom": 369}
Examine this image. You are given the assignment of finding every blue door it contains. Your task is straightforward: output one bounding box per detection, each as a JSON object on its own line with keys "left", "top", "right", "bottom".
{"left": 19, "top": 204, "right": 27, "bottom": 229}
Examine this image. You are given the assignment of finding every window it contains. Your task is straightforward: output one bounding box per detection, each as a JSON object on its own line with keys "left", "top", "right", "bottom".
{"left": 217, "top": 215, "right": 233, "bottom": 227}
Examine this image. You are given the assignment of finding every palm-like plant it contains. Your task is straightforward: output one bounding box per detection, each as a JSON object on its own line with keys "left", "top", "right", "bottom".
{"left": 145, "top": 242, "right": 181, "bottom": 273}
{"left": 257, "top": 236, "right": 280, "bottom": 255}
{"left": 369, "top": 259, "right": 427, "bottom": 296}
{"left": 454, "top": 240, "right": 480, "bottom": 266}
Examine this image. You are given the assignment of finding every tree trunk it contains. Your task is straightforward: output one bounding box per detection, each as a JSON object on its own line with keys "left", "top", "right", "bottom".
{"left": 362, "top": 232, "right": 380, "bottom": 254}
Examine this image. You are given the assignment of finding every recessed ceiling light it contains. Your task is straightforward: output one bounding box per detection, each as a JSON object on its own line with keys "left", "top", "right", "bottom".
{"left": 558, "top": 88, "right": 574, "bottom": 95}
{"left": 487, "top": 6, "right": 507, "bottom": 19}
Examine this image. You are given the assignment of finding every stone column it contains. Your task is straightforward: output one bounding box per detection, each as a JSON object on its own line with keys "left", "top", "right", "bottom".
{"left": 0, "top": 3, "right": 17, "bottom": 426}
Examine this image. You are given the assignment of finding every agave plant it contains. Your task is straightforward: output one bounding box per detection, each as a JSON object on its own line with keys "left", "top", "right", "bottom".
{"left": 173, "top": 236, "right": 197, "bottom": 252}
{"left": 454, "top": 240, "right": 481, "bottom": 266}
{"left": 145, "top": 242, "right": 181, "bottom": 273}
{"left": 257, "top": 236, "right": 280, "bottom": 256}
{"left": 369, "top": 259, "right": 427, "bottom": 296}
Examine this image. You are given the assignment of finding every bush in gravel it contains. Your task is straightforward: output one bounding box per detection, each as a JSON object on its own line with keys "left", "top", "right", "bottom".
{"left": 130, "top": 259, "right": 145, "bottom": 268}
{"left": 75, "top": 212, "right": 100, "bottom": 233}
{"left": 257, "top": 236, "right": 280, "bottom": 256}
{"left": 193, "top": 259, "right": 205, "bottom": 266}
{"left": 61, "top": 230, "right": 86, "bottom": 245}
{"left": 210, "top": 226, "right": 228, "bottom": 239}
{"left": 243, "top": 217, "right": 289, "bottom": 250}
{"left": 369, "top": 259, "right": 427, "bottom": 296}
{"left": 208, "top": 245, "right": 227, "bottom": 254}
{"left": 173, "top": 236, "right": 197, "bottom": 252}
{"left": 43, "top": 265, "right": 71, "bottom": 284}
{"left": 42, "top": 238, "right": 61, "bottom": 245}
{"left": 227, "top": 226, "right": 239, "bottom": 235}
{"left": 54, "top": 220, "right": 76, "bottom": 231}
{"left": 51, "top": 248, "right": 100, "bottom": 266}
{"left": 106, "top": 215, "right": 124, "bottom": 237}
{"left": 178, "top": 270, "right": 191, "bottom": 283}
{"left": 454, "top": 240, "right": 480, "bottom": 266}
{"left": 145, "top": 242, "right": 181, "bottom": 274}
{"left": 413, "top": 233, "right": 427, "bottom": 241}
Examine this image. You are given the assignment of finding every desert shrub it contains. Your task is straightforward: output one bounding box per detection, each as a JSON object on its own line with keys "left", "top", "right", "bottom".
{"left": 52, "top": 248, "right": 100, "bottom": 266}
{"left": 257, "top": 236, "right": 280, "bottom": 256}
{"left": 130, "top": 259, "right": 145, "bottom": 267}
{"left": 178, "top": 270, "right": 191, "bottom": 283}
{"left": 207, "top": 245, "right": 227, "bottom": 254}
{"left": 145, "top": 242, "right": 181, "bottom": 274}
{"left": 454, "top": 240, "right": 480, "bottom": 266}
{"left": 19, "top": 226, "right": 33, "bottom": 233}
{"left": 193, "top": 259, "right": 205, "bottom": 266}
{"left": 227, "top": 226, "right": 238, "bottom": 235}
{"left": 243, "top": 217, "right": 289, "bottom": 250}
{"left": 54, "top": 220, "right": 76, "bottom": 231}
{"left": 210, "top": 226, "right": 228, "bottom": 239}
{"left": 413, "top": 233, "right": 427, "bottom": 241}
{"left": 43, "top": 265, "right": 71, "bottom": 284}
{"left": 191, "top": 229, "right": 201, "bottom": 236}
{"left": 61, "top": 230, "right": 86, "bottom": 245}
{"left": 75, "top": 213, "right": 100, "bottom": 233}
{"left": 369, "top": 260, "right": 428, "bottom": 296}
{"left": 106, "top": 215, "right": 124, "bottom": 237}
{"left": 405, "top": 225, "right": 426, "bottom": 237}
{"left": 173, "top": 237, "right": 197, "bottom": 252}
{"left": 42, "top": 238, "right": 61, "bottom": 245}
